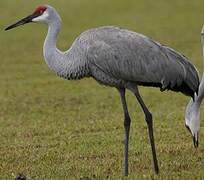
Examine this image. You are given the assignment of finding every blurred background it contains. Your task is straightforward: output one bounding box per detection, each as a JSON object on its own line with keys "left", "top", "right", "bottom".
{"left": 0, "top": 0, "right": 204, "bottom": 179}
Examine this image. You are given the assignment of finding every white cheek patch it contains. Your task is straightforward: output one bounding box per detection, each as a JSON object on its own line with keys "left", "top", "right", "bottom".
{"left": 32, "top": 11, "right": 49, "bottom": 22}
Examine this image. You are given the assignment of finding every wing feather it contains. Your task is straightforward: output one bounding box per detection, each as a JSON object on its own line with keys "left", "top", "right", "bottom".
{"left": 85, "top": 27, "right": 199, "bottom": 95}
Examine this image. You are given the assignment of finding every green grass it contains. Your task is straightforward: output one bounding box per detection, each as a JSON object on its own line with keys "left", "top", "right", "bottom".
{"left": 0, "top": 0, "right": 204, "bottom": 179}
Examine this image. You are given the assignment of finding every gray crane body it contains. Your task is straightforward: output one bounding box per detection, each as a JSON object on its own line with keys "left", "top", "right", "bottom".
{"left": 5, "top": 5, "right": 202, "bottom": 176}
{"left": 67, "top": 27, "right": 199, "bottom": 97}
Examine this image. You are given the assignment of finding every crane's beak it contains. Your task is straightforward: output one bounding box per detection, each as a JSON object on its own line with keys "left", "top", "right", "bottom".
{"left": 5, "top": 13, "right": 39, "bottom": 31}
{"left": 193, "top": 134, "right": 199, "bottom": 148}
{"left": 185, "top": 124, "right": 199, "bottom": 148}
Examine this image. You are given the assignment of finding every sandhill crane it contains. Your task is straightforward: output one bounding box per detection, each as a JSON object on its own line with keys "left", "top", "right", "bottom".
{"left": 185, "top": 26, "right": 204, "bottom": 147}
{"left": 5, "top": 5, "right": 202, "bottom": 176}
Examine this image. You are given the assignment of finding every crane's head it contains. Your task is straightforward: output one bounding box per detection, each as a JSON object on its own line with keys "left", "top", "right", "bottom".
{"left": 185, "top": 97, "right": 200, "bottom": 148}
{"left": 5, "top": 5, "right": 61, "bottom": 31}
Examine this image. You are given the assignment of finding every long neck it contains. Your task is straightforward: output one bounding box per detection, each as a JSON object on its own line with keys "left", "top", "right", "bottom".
{"left": 44, "top": 20, "right": 60, "bottom": 61}
{"left": 196, "top": 26, "right": 204, "bottom": 102}
{"left": 184, "top": 27, "right": 204, "bottom": 142}
{"left": 43, "top": 18, "right": 89, "bottom": 80}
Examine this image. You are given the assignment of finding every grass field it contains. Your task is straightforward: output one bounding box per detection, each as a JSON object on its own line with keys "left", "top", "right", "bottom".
{"left": 1, "top": 0, "right": 204, "bottom": 179}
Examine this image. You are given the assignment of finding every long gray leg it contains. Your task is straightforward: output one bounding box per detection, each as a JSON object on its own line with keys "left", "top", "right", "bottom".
{"left": 131, "top": 86, "right": 159, "bottom": 174}
{"left": 118, "top": 88, "right": 131, "bottom": 176}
